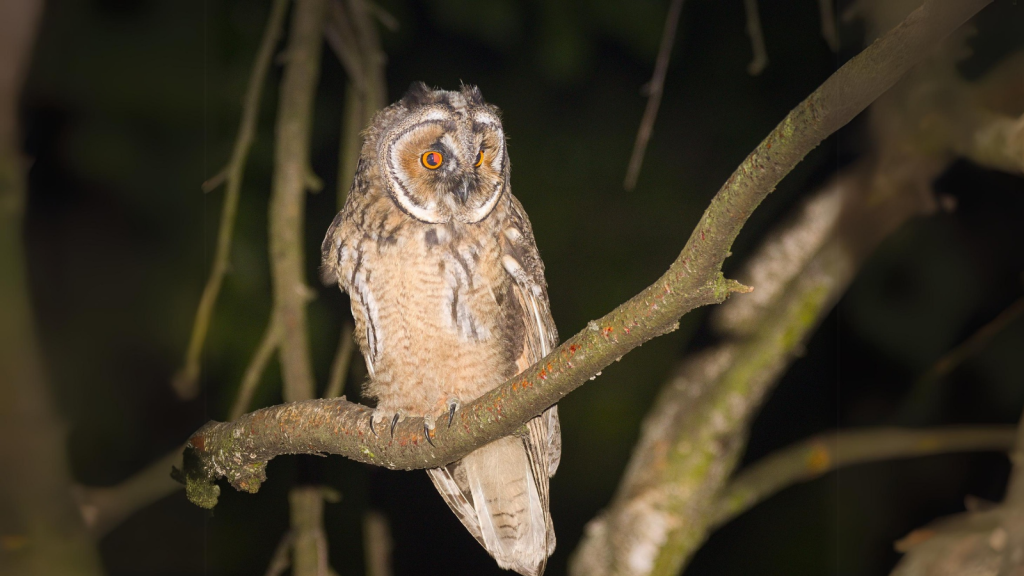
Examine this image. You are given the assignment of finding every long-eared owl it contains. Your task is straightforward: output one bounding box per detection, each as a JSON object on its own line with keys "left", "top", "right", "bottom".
{"left": 321, "top": 82, "right": 560, "bottom": 576}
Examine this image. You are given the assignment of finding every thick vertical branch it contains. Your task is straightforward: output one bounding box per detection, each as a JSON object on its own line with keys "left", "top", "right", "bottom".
{"left": 270, "top": 0, "right": 327, "bottom": 404}
{"left": 270, "top": 4, "right": 333, "bottom": 576}
{"left": 0, "top": 0, "right": 105, "bottom": 574}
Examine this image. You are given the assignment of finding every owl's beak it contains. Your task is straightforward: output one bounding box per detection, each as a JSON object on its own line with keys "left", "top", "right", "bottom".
{"left": 453, "top": 176, "right": 472, "bottom": 204}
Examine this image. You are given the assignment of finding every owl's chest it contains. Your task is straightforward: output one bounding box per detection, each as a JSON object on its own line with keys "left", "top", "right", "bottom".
{"left": 366, "top": 225, "right": 507, "bottom": 346}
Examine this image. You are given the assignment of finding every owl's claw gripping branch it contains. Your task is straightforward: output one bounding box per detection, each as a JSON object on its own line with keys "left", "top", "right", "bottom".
{"left": 447, "top": 402, "right": 458, "bottom": 429}
{"left": 179, "top": 0, "right": 989, "bottom": 510}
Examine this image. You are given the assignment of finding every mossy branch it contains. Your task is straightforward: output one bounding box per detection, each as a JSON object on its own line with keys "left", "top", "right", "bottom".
{"left": 179, "top": 0, "right": 991, "bottom": 509}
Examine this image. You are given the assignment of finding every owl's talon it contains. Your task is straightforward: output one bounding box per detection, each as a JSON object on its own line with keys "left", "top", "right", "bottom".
{"left": 390, "top": 413, "right": 400, "bottom": 438}
{"left": 424, "top": 421, "right": 435, "bottom": 446}
{"left": 368, "top": 414, "right": 378, "bottom": 437}
{"left": 446, "top": 398, "right": 461, "bottom": 428}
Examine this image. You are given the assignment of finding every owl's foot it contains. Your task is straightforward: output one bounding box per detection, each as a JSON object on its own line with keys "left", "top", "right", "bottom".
{"left": 368, "top": 409, "right": 404, "bottom": 438}
{"left": 446, "top": 398, "right": 462, "bottom": 428}
{"left": 423, "top": 414, "right": 436, "bottom": 446}
{"left": 390, "top": 412, "right": 401, "bottom": 437}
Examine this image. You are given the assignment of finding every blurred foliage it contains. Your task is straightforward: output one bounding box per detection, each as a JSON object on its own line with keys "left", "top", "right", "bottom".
{"left": 19, "top": 0, "right": 1024, "bottom": 575}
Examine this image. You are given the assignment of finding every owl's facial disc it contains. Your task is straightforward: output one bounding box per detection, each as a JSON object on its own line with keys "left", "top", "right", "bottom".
{"left": 382, "top": 104, "right": 507, "bottom": 224}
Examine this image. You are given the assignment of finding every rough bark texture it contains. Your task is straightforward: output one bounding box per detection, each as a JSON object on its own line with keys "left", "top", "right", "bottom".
{"left": 179, "top": 0, "right": 992, "bottom": 511}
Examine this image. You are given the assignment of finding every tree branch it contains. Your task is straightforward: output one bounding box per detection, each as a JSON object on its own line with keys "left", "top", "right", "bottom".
{"left": 325, "top": 322, "right": 354, "bottom": 399}
{"left": 231, "top": 314, "right": 282, "bottom": 420}
{"left": 178, "top": 0, "right": 992, "bottom": 510}
{"left": 0, "top": 0, "right": 105, "bottom": 573}
{"left": 569, "top": 147, "right": 939, "bottom": 575}
{"left": 74, "top": 446, "right": 185, "bottom": 537}
{"left": 712, "top": 427, "right": 1017, "bottom": 529}
{"left": 622, "top": 0, "right": 685, "bottom": 191}
{"left": 363, "top": 509, "right": 393, "bottom": 576}
{"left": 173, "top": 0, "right": 289, "bottom": 399}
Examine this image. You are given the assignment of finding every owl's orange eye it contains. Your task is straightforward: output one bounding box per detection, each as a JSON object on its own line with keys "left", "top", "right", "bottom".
{"left": 474, "top": 150, "right": 484, "bottom": 167}
{"left": 421, "top": 151, "right": 443, "bottom": 169}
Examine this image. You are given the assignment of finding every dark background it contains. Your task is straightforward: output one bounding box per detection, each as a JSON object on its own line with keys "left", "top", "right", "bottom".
{"left": 19, "top": 0, "right": 1024, "bottom": 574}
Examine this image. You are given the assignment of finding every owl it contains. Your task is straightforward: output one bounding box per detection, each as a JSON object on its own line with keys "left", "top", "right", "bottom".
{"left": 321, "top": 82, "right": 560, "bottom": 576}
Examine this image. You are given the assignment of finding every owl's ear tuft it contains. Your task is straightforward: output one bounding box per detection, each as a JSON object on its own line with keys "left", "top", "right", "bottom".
{"left": 401, "top": 81, "right": 434, "bottom": 109}
{"left": 461, "top": 84, "right": 485, "bottom": 106}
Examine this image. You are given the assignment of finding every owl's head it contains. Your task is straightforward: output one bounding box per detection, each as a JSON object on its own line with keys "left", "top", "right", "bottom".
{"left": 371, "top": 82, "right": 509, "bottom": 224}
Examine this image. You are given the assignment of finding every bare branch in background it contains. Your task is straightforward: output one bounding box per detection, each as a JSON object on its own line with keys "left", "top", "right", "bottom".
{"left": 921, "top": 296, "right": 1024, "bottom": 385}
{"left": 325, "top": 0, "right": 388, "bottom": 407}
{"left": 290, "top": 487, "right": 338, "bottom": 576}
{"left": 74, "top": 446, "right": 184, "bottom": 538}
{"left": 743, "top": 0, "right": 769, "bottom": 75}
{"left": 0, "top": 0, "right": 106, "bottom": 574}
{"left": 269, "top": 0, "right": 326, "bottom": 405}
{"left": 819, "top": 0, "right": 840, "bottom": 51}
{"left": 173, "top": 0, "right": 289, "bottom": 399}
{"left": 893, "top": 410, "right": 1024, "bottom": 575}
{"left": 231, "top": 315, "right": 283, "bottom": 420}
{"left": 267, "top": 3, "right": 335, "bottom": 576}
{"left": 364, "top": 510, "right": 393, "bottom": 576}
{"left": 179, "top": 0, "right": 991, "bottom": 510}
{"left": 325, "top": 322, "right": 355, "bottom": 399}
{"left": 712, "top": 427, "right": 1017, "bottom": 529}
{"left": 264, "top": 531, "right": 295, "bottom": 576}
{"left": 328, "top": 0, "right": 388, "bottom": 207}
{"left": 622, "top": 0, "right": 684, "bottom": 191}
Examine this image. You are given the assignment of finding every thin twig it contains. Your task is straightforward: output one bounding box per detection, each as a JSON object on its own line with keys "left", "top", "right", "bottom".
{"left": 231, "top": 315, "right": 282, "bottom": 420}
{"left": 899, "top": 293, "right": 1024, "bottom": 424}
{"left": 180, "top": 0, "right": 992, "bottom": 509}
{"left": 173, "top": 0, "right": 289, "bottom": 400}
{"left": 711, "top": 426, "right": 1017, "bottom": 528}
{"left": 921, "top": 295, "right": 1024, "bottom": 384}
{"left": 623, "top": 0, "right": 685, "bottom": 191}
{"left": 325, "top": 322, "right": 355, "bottom": 399}
{"left": 743, "top": 0, "right": 769, "bottom": 76}
{"left": 264, "top": 530, "right": 294, "bottom": 576}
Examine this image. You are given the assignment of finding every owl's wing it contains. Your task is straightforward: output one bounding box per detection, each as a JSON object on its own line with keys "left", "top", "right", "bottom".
{"left": 501, "top": 194, "right": 561, "bottom": 477}
{"left": 501, "top": 194, "right": 561, "bottom": 556}
{"left": 427, "top": 195, "right": 562, "bottom": 568}
{"left": 320, "top": 204, "right": 385, "bottom": 376}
